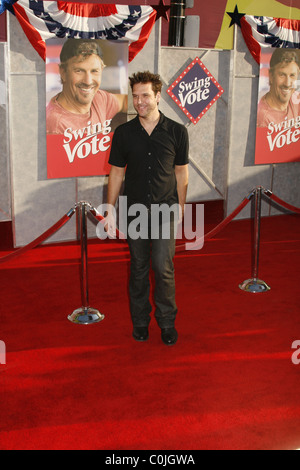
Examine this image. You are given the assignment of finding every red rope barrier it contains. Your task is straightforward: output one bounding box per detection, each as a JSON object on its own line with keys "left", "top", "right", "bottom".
{"left": 176, "top": 197, "right": 251, "bottom": 253}
{"left": 0, "top": 211, "right": 75, "bottom": 265}
{"left": 265, "top": 191, "right": 300, "bottom": 215}
{"left": 204, "top": 197, "right": 251, "bottom": 241}
{"left": 0, "top": 187, "right": 295, "bottom": 269}
{"left": 0, "top": 194, "right": 254, "bottom": 264}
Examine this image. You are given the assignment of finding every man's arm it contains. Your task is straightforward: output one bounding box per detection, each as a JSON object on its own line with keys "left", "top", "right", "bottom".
{"left": 114, "top": 94, "right": 128, "bottom": 114}
{"left": 175, "top": 164, "right": 189, "bottom": 218}
{"left": 104, "top": 165, "right": 126, "bottom": 237}
{"left": 107, "top": 165, "right": 126, "bottom": 206}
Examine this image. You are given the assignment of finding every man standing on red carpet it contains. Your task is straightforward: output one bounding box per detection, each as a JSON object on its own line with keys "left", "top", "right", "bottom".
{"left": 104, "top": 71, "right": 189, "bottom": 345}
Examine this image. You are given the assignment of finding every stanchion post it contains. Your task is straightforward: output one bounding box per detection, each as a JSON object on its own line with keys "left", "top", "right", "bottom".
{"left": 239, "top": 187, "right": 271, "bottom": 293}
{"left": 253, "top": 186, "right": 262, "bottom": 281}
{"left": 68, "top": 202, "right": 105, "bottom": 324}
{"left": 80, "top": 201, "right": 89, "bottom": 308}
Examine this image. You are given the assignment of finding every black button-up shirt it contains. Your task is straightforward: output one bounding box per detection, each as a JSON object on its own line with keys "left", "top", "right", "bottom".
{"left": 109, "top": 112, "right": 189, "bottom": 207}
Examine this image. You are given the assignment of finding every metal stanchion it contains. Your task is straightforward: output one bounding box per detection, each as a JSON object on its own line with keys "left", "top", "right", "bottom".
{"left": 68, "top": 202, "right": 105, "bottom": 325}
{"left": 239, "top": 187, "right": 271, "bottom": 293}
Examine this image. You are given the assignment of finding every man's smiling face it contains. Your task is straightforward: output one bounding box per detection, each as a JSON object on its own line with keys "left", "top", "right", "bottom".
{"left": 132, "top": 82, "right": 161, "bottom": 119}
{"left": 269, "top": 61, "right": 299, "bottom": 108}
{"left": 60, "top": 54, "right": 104, "bottom": 111}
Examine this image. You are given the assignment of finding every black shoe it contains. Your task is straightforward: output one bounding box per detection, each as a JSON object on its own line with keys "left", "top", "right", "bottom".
{"left": 133, "top": 327, "right": 149, "bottom": 342}
{"left": 161, "top": 328, "right": 178, "bottom": 346}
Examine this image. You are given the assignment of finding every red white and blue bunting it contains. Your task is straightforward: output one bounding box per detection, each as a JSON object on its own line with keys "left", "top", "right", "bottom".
{"left": 0, "top": 1, "right": 157, "bottom": 61}
{"left": 240, "top": 16, "right": 300, "bottom": 63}
{"left": 1, "top": 2, "right": 299, "bottom": 63}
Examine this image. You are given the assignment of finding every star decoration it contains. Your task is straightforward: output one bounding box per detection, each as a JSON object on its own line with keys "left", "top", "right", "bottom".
{"left": 227, "top": 5, "right": 245, "bottom": 28}
{"left": 151, "top": 0, "right": 170, "bottom": 22}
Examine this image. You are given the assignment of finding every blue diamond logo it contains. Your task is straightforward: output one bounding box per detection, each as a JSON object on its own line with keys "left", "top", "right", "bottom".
{"left": 167, "top": 57, "right": 224, "bottom": 125}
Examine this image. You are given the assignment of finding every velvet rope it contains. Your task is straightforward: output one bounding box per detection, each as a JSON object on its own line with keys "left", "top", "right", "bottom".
{"left": 175, "top": 197, "right": 251, "bottom": 253}
{"left": 265, "top": 191, "right": 300, "bottom": 215}
{"left": 204, "top": 198, "right": 251, "bottom": 241}
{"left": 5, "top": 189, "right": 294, "bottom": 265}
{"left": 0, "top": 211, "right": 75, "bottom": 265}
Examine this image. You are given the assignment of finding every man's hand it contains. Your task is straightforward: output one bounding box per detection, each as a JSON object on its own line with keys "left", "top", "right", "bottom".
{"left": 104, "top": 211, "right": 117, "bottom": 239}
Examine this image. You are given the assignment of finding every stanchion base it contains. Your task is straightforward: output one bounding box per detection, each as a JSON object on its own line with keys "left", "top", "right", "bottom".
{"left": 68, "top": 307, "right": 105, "bottom": 325}
{"left": 239, "top": 278, "right": 271, "bottom": 293}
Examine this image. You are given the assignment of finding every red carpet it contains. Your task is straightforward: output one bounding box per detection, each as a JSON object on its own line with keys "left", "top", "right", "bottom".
{"left": 0, "top": 213, "right": 299, "bottom": 450}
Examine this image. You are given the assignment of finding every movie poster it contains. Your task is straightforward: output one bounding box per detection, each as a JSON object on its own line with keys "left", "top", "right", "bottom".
{"left": 255, "top": 48, "right": 300, "bottom": 165}
{"left": 46, "top": 38, "right": 128, "bottom": 179}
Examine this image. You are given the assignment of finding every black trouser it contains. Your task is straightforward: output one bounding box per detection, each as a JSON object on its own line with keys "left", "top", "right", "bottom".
{"left": 127, "top": 211, "right": 177, "bottom": 329}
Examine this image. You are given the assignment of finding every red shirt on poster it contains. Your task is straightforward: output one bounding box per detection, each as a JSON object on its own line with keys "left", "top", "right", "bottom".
{"left": 46, "top": 90, "right": 120, "bottom": 178}
{"left": 257, "top": 93, "right": 300, "bottom": 128}
{"left": 255, "top": 92, "right": 300, "bottom": 165}
{"left": 46, "top": 89, "right": 119, "bottom": 135}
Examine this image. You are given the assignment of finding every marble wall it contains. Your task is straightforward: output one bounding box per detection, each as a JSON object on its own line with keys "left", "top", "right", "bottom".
{"left": 0, "top": 42, "right": 10, "bottom": 222}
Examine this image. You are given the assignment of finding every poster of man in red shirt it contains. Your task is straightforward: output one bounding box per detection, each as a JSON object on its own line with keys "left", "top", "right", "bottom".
{"left": 255, "top": 47, "right": 300, "bottom": 165}
{"left": 46, "top": 38, "right": 128, "bottom": 178}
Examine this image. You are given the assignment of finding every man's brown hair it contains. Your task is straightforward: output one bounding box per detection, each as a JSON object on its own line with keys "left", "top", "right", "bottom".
{"left": 60, "top": 39, "right": 104, "bottom": 67}
{"left": 270, "top": 49, "right": 300, "bottom": 71}
{"left": 129, "top": 71, "right": 162, "bottom": 95}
